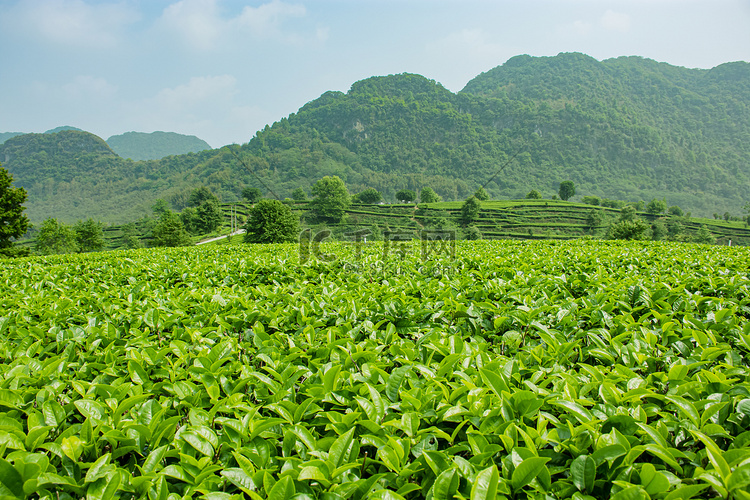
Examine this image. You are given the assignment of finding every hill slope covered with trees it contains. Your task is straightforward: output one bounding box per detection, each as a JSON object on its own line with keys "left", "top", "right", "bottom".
{"left": 1, "top": 53, "right": 748, "bottom": 223}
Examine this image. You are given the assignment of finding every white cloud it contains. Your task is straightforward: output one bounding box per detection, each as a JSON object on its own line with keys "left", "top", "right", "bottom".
{"left": 600, "top": 10, "right": 631, "bottom": 33}
{"left": 431, "top": 28, "right": 507, "bottom": 61}
{"left": 159, "top": 0, "right": 312, "bottom": 50}
{"left": 2, "top": 0, "right": 139, "bottom": 48}
{"left": 424, "top": 28, "right": 512, "bottom": 91}
{"left": 235, "top": 0, "right": 306, "bottom": 38}
{"left": 160, "top": 0, "right": 223, "bottom": 50}
{"left": 134, "top": 75, "right": 264, "bottom": 146}
{"left": 556, "top": 19, "right": 593, "bottom": 37}
{"left": 63, "top": 76, "right": 118, "bottom": 100}
{"left": 154, "top": 75, "right": 238, "bottom": 112}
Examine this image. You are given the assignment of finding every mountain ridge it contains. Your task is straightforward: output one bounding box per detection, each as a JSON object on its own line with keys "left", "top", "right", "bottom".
{"left": 2, "top": 53, "right": 748, "bottom": 223}
{"left": 106, "top": 131, "right": 212, "bottom": 161}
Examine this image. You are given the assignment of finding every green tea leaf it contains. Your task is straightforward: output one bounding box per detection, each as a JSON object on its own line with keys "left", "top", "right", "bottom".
{"left": 0, "top": 458, "right": 24, "bottom": 498}
{"left": 386, "top": 365, "right": 411, "bottom": 402}
{"left": 432, "top": 469, "right": 459, "bottom": 500}
{"left": 571, "top": 455, "right": 596, "bottom": 493}
{"left": 511, "top": 456, "right": 550, "bottom": 491}
{"left": 328, "top": 427, "right": 355, "bottom": 468}
{"left": 471, "top": 464, "right": 499, "bottom": 500}
{"left": 267, "top": 475, "right": 295, "bottom": 500}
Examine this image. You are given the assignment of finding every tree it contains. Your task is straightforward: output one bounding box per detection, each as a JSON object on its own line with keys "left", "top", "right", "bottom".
{"left": 189, "top": 186, "right": 218, "bottom": 207}
{"left": 244, "top": 199, "right": 299, "bottom": 243}
{"left": 651, "top": 220, "right": 668, "bottom": 241}
{"left": 0, "top": 165, "right": 30, "bottom": 257}
{"left": 121, "top": 223, "right": 142, "bottom": 249}
{"left": 619, "top": 205, "right": 638, "bottom": 222}
{"left": 558, "top": 181, "right": 575, "bottom": 201}
{"left": 646, "top": 198, "right": 668, "bottom": 215}
{"left": 526, "top": 190, "right": 542, "bottom": 200}
{"left": 311, "top": 176, "right": 350, "bottom": 222}
{"left": 582, "top": 195, "right": 600, "bottom": 205}
{"left": 668, "top": 205, "right": 684, "bottom": 217}
{"left": 474, "top": 187, "right": 490, "bottom": 201}
{"left": 74, "top": 218, "right": 104, "bottom": 253}
{"left": 196, "top": 199, "right": 223, "bottom": 233}
{"left": 355, "top": 188, "right": 383, "bottom": 204}
{"left": 667, "top": 217, "right": 687, "bottom": 241}
{"left": 291, "top": 187, "right": 308, "bottom": 201}
{"left": 396, "top": 189, "right": 416, "bottom": 203}
{"left": 607, "top": 219, "right": 650, "bottom": 240}
{"left": 694, "top": 225, "right": 716, "bottom": 244}
{"left": 463, "top": 225, "right": 482, "bottom": 240}
{"left": 243, "top": 187, "right": 263, "bottom": 203}
{"left": 35, "top": 218, "right": 77, "bottom": 254}
{"left": 586, "top": 209, "right": 605, "bottom": 232}
{"left": 461, "top": 196, "right": 481, "bottom": 223}
{"left": 180, "top": 206, "right": 199, "bottom": 234}
{"left": 152, "top": 210, "right": 191, "bottom": 247}
{"left": 420, "top": 187, "right": 441, "bottom": 203}
{"left": 152, "top": 199, "right": 170, "bottom": 217}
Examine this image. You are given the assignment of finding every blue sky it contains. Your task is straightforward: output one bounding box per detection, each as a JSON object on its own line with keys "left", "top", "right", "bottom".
{"left": 1, "top": 0, "right": 748, "bottom": 148}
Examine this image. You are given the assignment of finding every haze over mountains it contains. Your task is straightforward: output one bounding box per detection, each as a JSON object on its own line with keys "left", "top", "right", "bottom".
{"left": 1, "top": 52, "right": 748, "bottom": 224}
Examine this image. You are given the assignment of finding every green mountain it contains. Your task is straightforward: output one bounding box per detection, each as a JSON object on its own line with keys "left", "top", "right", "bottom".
{"left": 1, "top": 127, "right": 83, "bottom": 145}
{"left": 44, "top": 126, "right": 84, "bottom": 134}
{"left": 2, "top": 53, "right": 749, "bottom": 224}
{"left": 0, "top": 130, "right": 213, "bottom": 223}
{"left": 106, "top": 131, "right": 212, "bottom": 161}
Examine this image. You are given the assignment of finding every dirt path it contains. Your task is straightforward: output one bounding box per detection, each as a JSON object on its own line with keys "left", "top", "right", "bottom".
{"left": 196, "top": 229, "right": 246, "bottom": 245}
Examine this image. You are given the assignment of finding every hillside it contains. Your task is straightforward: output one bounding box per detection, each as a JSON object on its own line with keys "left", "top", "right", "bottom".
{"left": 2, "top": 53, "right": 749, "bottom": 223}
{"left": 106, "top": 131, "right": 212, "bottom": 161}
{"left": 0, "top": 130, "right": 214, "bottom": 223}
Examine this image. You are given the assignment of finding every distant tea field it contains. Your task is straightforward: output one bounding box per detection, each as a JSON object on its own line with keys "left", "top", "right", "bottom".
{"left": 1, "top": 240, "right": 749, "bottom": 499}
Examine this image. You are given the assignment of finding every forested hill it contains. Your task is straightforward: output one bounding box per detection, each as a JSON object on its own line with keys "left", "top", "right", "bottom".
{"left": 459, "top": 53, "right": 750, "bottom": 207}
{"left": 0, "top": 130, "right": 214, "bottom": 223}
{"left": 2, "top": 53, "right": 749, "bottom": 223}
{"left": 273, "top": 53, "right": 749, "bottom": 214}
{"left": 106, "top": 131, "right": 212, "bottom": 161}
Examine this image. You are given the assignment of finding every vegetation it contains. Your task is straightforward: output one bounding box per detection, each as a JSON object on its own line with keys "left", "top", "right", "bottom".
{"left": 242, "top": 187, "right": 263, "bottom": 204}
{"left": 188, "top": 186, "right": 218, "bottom": 208}
{"left": 34, "top": 218, "right": 77, "bottom": 254}
{"left": 396, "top": 189, "right": 417, "bottom": 203}
{"left": 291, "top": 187, "right": 308, "bottom": 201}
{"left": 474, "top": 186, "right": 490, "bottom": 201}
{"left": 310, "top": 176, "right": 351, "bottom": 223}
{"left": 0, "top": 165, "right": 29, "bottom": 257}
{"left": 420, "top": 187, "right": 442, "bottom": 203}
{"left": 461, "top": 196, "right": 481, "bottom": 223}
{"left": 3, "top": 54, "right": 750, "bottom": 223}
{"left": 647, "top": 198, "right": 668, "bottom": 215}
{"left": 353, "top": 187, "right": 383, "bottom": 204}
{"left": 152, "top": 210, "right": 191, "bottom": 247}
{"left": 244, "top": 199, "right": 299, "bottom": 244}
{"left": 73, "top": 218, "right": 104, "bottom": 253}
{"left": 195, "top": 199, "right": 223, "bottom": 233}
{"left": 1, "top": 240, "right": 749, "bottom": 498}
{"left": 526, "top": 190, "right": 542, "bottom": 200}
{"left": 558, "top": 181, "right": 576, "bottom": 201}
{"left": 120, "top": 222, "right": 142, "bottom": 249}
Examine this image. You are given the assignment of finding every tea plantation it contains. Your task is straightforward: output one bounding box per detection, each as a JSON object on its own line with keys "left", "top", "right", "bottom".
{"left": 1, "top": 240, "right": 749, "bottom": 499}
